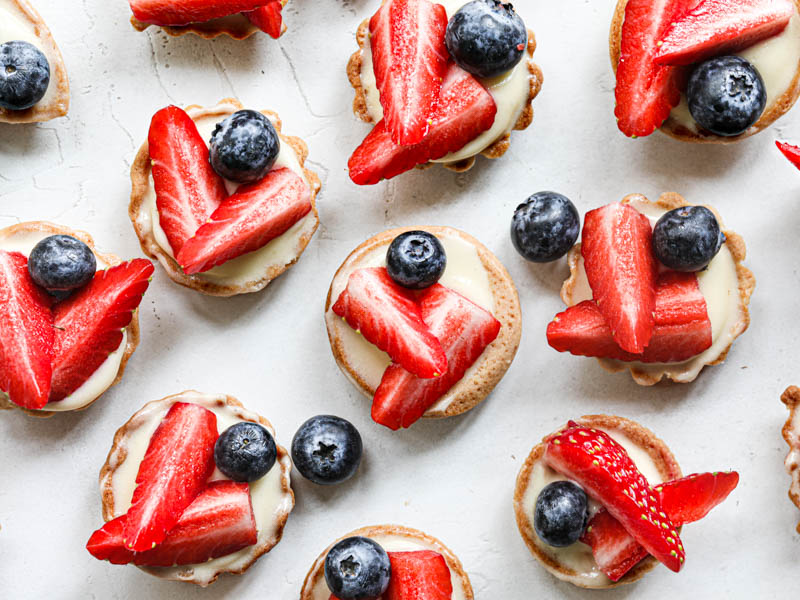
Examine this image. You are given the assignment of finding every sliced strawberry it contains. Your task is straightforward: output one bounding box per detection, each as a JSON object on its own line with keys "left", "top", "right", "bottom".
{"left": 0, "top": 251, "right": 54, "bottom": 410}
{"left": 581, "top": 510, "right": 650, "bottom": 582}
{"left": 243, "top": 1, "right": 283, "bottom": 38}
{"left": 545, "top": 422, "right": 684, "bottom": 572}
{"left": 50, "top": 259, "right": 154, "bottom": 401}
{"left": 369, "top": 0, "right": 449, "bottom": 145}
{"left": 372, "top": 284, "right": 500, "bottom": 430}
{"left": 123, "top": 402, "right": 218, "bottom": 552}
{"left": 385, "top": 550, "right": 453, "bottom": 600}
{"left": 777, "top": 141, "right": 800, "bottom": 170}
{"left": 349, "top": 62, "right": 497, "bottom": 185}
{"left": 176, "top": 167, "right": 311, "bottom": 275}
{"left": 87, "top": 481, "right": 257, "bottom": 566}
{"left": 655, "top": 0, "right": 793, "bottom": 66}
{"left": 614, "top": 0, "right": 689, "bottom": 137}
{"left": 148, "top": 105, "right": 227, "bottom": 255}
{"left": 580, "top": 203, "right": 657, "bottom": 354}
{"left": 130, "top": 0, "right": 266, "bottom": 25}
{"left": 332, "top": 268, "right": 447, "bottom": 379}
{"left": 547, "top": 272, "right": 712, "bottom": 363}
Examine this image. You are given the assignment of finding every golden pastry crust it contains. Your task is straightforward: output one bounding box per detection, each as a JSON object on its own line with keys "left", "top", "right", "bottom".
{"left": 347, "top": 16, "right": 543, "bottom": 173}
{"left": 513, "top": 415, "right": 683, "bottom": 589}
{"left": 324, "top": 226, "right": 521, "bottom": 420}
{"left": 98, "top": 390, "right": 295, "bottom": 586}
{"left": 609, "top": 0, "right": 800, "bottom": 143}
{"left": 0, "top": 0, "right": 69, "bottom": 123}
{"left": 558, "top": 192, "right": 755, "bottom": 386}
{"left": 781, "top": 386, "right": 800, "bottom": 533}
{"left": 130, "top": 0, "right": 288, "bottom": 40}
{"left": 299, "top": 524, "right": 474, "bottom": 599}
{"left": 129, "top": 98, "right": 321, "bottom": 297}
{"left": 0, "top": 221, "right": 141, "bottom": 418}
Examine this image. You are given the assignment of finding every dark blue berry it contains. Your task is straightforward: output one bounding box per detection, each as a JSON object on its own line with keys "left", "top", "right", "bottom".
{"left": 324, "top": 537, "right": 391, "bottom": 600}
{"left": 209, "top": 110, "right": 280, "bottom": 183}
{"left": 445, "top": 0, "right": 527, "bottom": 79}
{"left": 291, "top": 415, "right": 362, "bottom": 485}
{"left": 28, "top": 235, "right": 96, "bottom": 296}
{"left": 652, "top": 206, "right": 725, "bottom": 272}
{"left": 214, "top": 422, "right": 277, "bottom": 482}
{"left": 511, "top": 192, "right": 580, "bottom": 262}
{"left": 0, "top": 41, "right": 50, "bottom": 110}
{"left": 386, "top": 231, "right": 447, "bottom": 290}
{"left": 534, "top": 481, "right": 589, "bottom": 548}
{"left": 687, "top": 56, "right": 766, "bottom": 137}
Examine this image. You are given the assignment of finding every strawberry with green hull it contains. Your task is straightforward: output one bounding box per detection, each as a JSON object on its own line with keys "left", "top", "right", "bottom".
{"left": 243, "top": 1, "right": 283, "bottom": 38}
{"left": 129, "top": 0, "right": 266, "bottom": 26}
{"left": 777, "top": 141, "right": 800, "bottom": 169}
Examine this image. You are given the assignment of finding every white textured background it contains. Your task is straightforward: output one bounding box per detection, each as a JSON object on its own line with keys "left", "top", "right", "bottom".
{"left": 1, "top": 1, "right": 799, "bottom": 598}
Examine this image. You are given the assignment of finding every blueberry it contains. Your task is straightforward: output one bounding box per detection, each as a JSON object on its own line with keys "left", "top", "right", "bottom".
{"left": 652, "top": 206, "right": 725, "bottom": 272}
{"left": 687, "top": 56, "right": 766, "bottom": 137}
{"left": 28, "top": 235, "right": 96, "bottom": 296}
{"left": 386, "top": 231, "right": 447, "bottom": 290}
{"left": 214, "top": 422, "right": 277, "bottom": 482}
{"left": 445, "top": 0, "right": 527, "bottom": 79}
{"left": 534, "top": 481, "right": 589, "bottom": 548}
{"left": 0, "top": 41, "right": 50, "bottom": 110}
{"left": 510, "top": 192, "right": 580, "bottom": 262}
{"left": 209, "top": 109, "right": 280, "bottom": 183}
{"left": 324, "top": 537, "right": 391, "bottom": 600}
{"left": 291, "top": 415, "right": 362, "bottom": 485}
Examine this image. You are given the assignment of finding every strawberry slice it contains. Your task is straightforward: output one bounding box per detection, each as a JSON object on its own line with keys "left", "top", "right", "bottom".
{"left": 777, "top": 141, "right": 800, "bottom": 170}
{"left": 0, "top": 251, "right": 54, "bottom": 410}
{"left": 349, "top": 62, "right": 497, "bottom": 185}
{"left": 148, "top": 105, "right": 227, "bottom": 255}
{"left": 332, "top": 268, "right": 447, "bottom": 380}
{"left": 614, "top": 0, "right": 689, "bottom": 137}
{"left": 372, "top": 284, "right": 500, "bottom": 430}
{"left": 123, "top": 402, "right": 218, "bottom": 552}
{"left": 243, "top": 1, "right": 283, "bottom": 38}
{"left": 545, "top": 421, "right": 685, "bottom": 572}
{"left": 176, "top": 167, "right": 311, "bottom": 275}
{"left": 547, "top": 272, "right": 712, "bottom": 363}
{"left": 655, "top": 0, "right": 793, "bottom": 66}
{"left": 87, "top": 481, "right": 257, "bottom": 566}
{"left": 385, "top": 551, "right": 453, "bottom": 600}
{"left": 50, "top": 259, "right": 154, "bottom": 401}
{"left": 130, "top": 0, "right": 266, "bottom": 25}
{"left": 580, "top": 203, "right": 657, "bottom": 354}
{"left": 369, "top": 0, "right": 449, "bottom": 145}
{"left": 582, "top": 471, "right": 739, "bottom": 581}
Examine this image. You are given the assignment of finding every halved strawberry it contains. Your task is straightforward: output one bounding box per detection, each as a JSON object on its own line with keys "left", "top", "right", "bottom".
{"left": 580, "top": 203, "right": 657, "bottom": 354}
{"left": 87, "top": 481, "right": 257, "bottom": 566}
{"left": 385, "top": 551, "right": 453, "bottom": 600}
{"left": 123, "top": 402, "right": 218, "bottom": 552}
{"left": 372, "top": 284, "right": 500, "bottom": 430}
{"left": 547, "top": 272, "right": 712, "bottom": 363}
{"left": 332, "top": 268, "right": 447, "bottom": 380}
{"left": 0, "top": 251, "right": 54, "bottom": 410}
{"left": 369, "top": 0, "right": 449, "bottom": 145}
{"left": 50, "top": 259, "right": 154, "bottom": 401}
{"left": 176, "top": 167, "right": 311, "bottom": 275}
{"left": 243, "top": 1, "right": 283, "bottom": 38}
{"left": 655, "top": 0, "right": 793, "bottom": 66}
{"left": 349, "top": 62, "right": 497, "bottom": 185}
{"left": 148, "top": 105, "right": 227, "bottom": 255}
{"left": 581, "top": 510, "right": 649, "bottom": 582}
{"left": 777, "top": 141, "right": 800, "bottom": 170}
{"left": 130, "top": 0, "right": 265, "bottom": 25}
{"left": 545, "top": 421, "right": 684, "bottom": 572}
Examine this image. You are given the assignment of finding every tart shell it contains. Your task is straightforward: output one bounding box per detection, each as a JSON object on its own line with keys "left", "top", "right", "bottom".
{"left": 513, "top": 414, "right": 683, "bottom": 589}
{"left": 781, "top": 386, "right": 800, "bottom": 533}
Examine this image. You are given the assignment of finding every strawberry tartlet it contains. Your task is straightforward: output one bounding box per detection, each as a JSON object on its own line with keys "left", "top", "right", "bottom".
{"left": 0, "top": 221, "right": 153, "bottom": 417}
{"left": 546, "top": 193, "right": 754, "bottom": 386}
{"left": 514, "top": 415, "right": 738, "bottom": 588}
{"left": 347, "top": 0, "right": 543, "bottom": 184}
{"left": 128, "top": 0, "right": 288, "bottom": 40}
{"left": 130, "top": 98, "right": 321, "bottom": 297}
{"left": 300, "top": 525, "right": 474, "bottom": 600}
{"left": 87, "top": 390, "right": 294, "bottom": 586}
{"left": 325, "top": 226, "right": 521, "bottom": 430}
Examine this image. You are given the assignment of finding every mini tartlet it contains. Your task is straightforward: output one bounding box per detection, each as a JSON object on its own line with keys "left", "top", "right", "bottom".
{"left": 130, "top": 98, "right": 321, "bottom": 297}
{"left": 781, "top": 386, "right": 800, "bottom": 532}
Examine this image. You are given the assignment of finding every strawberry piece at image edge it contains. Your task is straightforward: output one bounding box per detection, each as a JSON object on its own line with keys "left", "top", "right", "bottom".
{"left": 243, "top": 1, "right": 284, "bottom": 38}
{"left": 130, "top": 0, "right": 267, "bottom": 26}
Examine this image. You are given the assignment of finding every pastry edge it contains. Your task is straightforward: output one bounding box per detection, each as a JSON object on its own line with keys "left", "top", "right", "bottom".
{"left": 781, "top": 386, "right": 800, "bottom": 533}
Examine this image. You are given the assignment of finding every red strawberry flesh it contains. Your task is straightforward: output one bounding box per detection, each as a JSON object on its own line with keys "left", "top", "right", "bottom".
{"left": 243, "top": 1, "right": 283, "bottom": 38}
{"left": 581, "top": 509, "right": 650, "bottom": 582}
{"left": 777, "top": 141, "right": 800, "bottom": 170}
{"left": 385, "top": 550, "right": 454, "bottom": 600}
{"left": 130, "top": 0, "right": 266, "bottom": 25}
